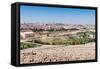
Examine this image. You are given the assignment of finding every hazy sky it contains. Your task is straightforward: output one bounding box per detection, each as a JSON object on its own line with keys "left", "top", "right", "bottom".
{"left": 20, "top": 5, "right": 95, "bottom": 24}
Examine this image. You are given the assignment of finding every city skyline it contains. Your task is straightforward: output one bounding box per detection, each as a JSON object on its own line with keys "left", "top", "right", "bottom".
{"left": 20, "top": 5, "right": 95, "bottom": 24}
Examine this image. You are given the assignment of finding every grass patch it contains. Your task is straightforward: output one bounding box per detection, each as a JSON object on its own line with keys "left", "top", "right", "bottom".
{"left": 34, "top": 37, "right": 95, "bottom": 45}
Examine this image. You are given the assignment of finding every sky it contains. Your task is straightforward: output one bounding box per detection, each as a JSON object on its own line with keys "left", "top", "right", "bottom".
{"left": 20, "top": 5, "right": 96, "bottom": 24}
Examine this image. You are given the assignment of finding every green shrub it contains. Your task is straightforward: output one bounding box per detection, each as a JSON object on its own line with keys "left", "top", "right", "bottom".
{"left": 20, "top": 42, "right": 39, "bottom": 49}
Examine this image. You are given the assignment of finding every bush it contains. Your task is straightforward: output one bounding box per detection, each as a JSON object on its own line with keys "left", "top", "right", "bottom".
{"left": 20, "top": 42, "right": 39, "bottom": 49}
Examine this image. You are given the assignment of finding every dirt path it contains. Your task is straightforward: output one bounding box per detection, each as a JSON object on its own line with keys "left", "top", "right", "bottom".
{"left": 20, "top": 42, "right": 95, "bottom": 64}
